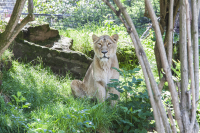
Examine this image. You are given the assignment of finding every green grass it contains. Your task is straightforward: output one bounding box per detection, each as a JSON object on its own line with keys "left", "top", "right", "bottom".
{"left": 0, "top": 23, "right": 153, "bottom": 133}
{"left": 0, "top": 47, "right": 155, "bottom": 132}
{"left": 59, "top": 21, "right": 130, "bottom": 55}
{"left": 0, "top": 53, "right": 119, "bottom": 133}
{"left": 59, "top": 21, "right": 148, "bottom": 54}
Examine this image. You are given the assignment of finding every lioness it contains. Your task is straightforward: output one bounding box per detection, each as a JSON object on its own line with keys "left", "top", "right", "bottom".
{"left": 71, "top": 34, "right": 120, "bottom": 105}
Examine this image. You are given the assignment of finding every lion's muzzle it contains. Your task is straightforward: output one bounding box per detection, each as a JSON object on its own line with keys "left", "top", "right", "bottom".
{"left": 100, "top": 50, "right": 109, "bottom": 59}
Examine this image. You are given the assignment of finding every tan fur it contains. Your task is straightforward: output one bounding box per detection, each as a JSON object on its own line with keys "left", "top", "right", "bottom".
{"left": 71, "top": 34, "right": 120, "bottom": 106}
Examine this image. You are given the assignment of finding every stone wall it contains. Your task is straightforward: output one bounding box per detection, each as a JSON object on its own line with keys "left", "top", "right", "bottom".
{"left": 11, "top": 22, "right": 92, "bottom": 79}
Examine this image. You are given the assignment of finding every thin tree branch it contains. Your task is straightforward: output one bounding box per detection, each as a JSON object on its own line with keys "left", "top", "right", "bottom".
{"left": 3, "top": 0, "right": 26, "bottom": 40}
{"left": 186, "top": 90, "right": 191, "bottom": 110}
{"left": 145, "top": 0, "right": 183, "bottom": 132}
{"left": 167, "top": 108, "right": 177, "bottom": 133}
{"left": 196, "top": 99, "right": 200, "bottom": 104}
{"left": 28, "top": 0, "right": 34, "bottom": 14}
{"left": 185, "top": 0, "right": 196, "bottom": 132}
{"left": 138, "top": 45, "right": 165, "bottom": 133}
{"left": 180, "top": 0, "right": 191, "bottom": 131}
{"left": 198, "top": 0, "right": 200, "bottom": 15}
{"left": 158, "top": 76, "right": 166, "bottom": 93}
{"left": 0, "top": 14, "right": 35, "bottom": 56}
{"left": 191, "top": 0, "right": 199, "bottom": 111}
{"left": 173, "top": 0, "right": 180, "bottom": 24}
{"left": 102, "top": 0, "right": 130, "bottom": 33}
{"left": 176, "top": 82, "right": 181, "bottom": 101}
{"left": 189, "top": 0, "right": 199, "bottom": 132}
{"left": 167, "top": 0, "right": 174, "bottom": 67}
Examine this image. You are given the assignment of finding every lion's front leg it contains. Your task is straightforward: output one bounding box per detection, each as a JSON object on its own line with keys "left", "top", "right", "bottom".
{"left": 71, "top": 80, "right": 86, "bottom": 98}
{"left": 95, "top": 81, "right": 106, "bottom": 102}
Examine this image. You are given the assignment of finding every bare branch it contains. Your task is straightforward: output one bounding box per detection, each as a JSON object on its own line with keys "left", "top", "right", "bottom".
{"left": 198, "top": 0, "right": 200, "bottom": 15}
{"left": 0, "top": 14, "right": 35, "bottom": 56}
{"left": 179, "top": 0, "right": 191, "bottom": 131}
{"left": 102, "top": 0, "right": 130, "bottom": 32}
{"left": 186, "top": 0, "right": 199, "bottom": 132}
{"left": 140, "top": 17, "right": 160, "bottom": 40}
{"left": 167, "top": 108, "right": 177, "bottom": 133}
{"left": 196, "top": 99, "right": 200, "bottom": 104}
{"left": 191, "top": 0, "right": 199, "bottom": 111}
{"left": 167, "top": 0, "right": 174, "bottom": 67}
{"left": 28, "top": 0, "right": 34, "bottom": 14}
{"left": 176, "top": 82, "right": 181, "bottom": 101}
{"left": 138, "top": 48, "right": 165, "bottom": 133}
{"left": 186, "top": 91, "right": 191, "bottom": 110}
{"left": 185, "top": 0, "right": 196, "bottom": 131}
{"left": 145, "top": 0, "right": 183, "bottom": 132}
{"left": 3, "top": 0, "right": 26, "bottom": 40}
{"left": 173, "top": 0, "right": 180, "bottom": 24}
{"left": 158, "top": 76, "right": 166, "bottom": 93}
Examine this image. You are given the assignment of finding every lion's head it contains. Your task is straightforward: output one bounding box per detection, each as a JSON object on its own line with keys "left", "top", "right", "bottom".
{"left": 92, "top": 34, "right": 119, "bottom": 61}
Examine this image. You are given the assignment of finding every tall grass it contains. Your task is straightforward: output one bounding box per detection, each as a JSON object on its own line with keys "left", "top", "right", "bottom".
{"left": 0, "top": 51, "right": 118, "bottom": 132}
{"left": 59, "top": 21, "right": 132, "bottom": 55}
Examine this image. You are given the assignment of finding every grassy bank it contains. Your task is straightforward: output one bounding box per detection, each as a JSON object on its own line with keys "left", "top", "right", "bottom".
{"left": 0, "top": 54, "right": 120, "bottom": 132}
{"left": 0, "top": 48, "right": 154, "bottom": 132}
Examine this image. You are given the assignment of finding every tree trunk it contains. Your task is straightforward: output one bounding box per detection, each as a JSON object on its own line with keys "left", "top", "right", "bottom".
{"left": 0, "top": 0, "right": 35, "bottom": 57}
{"left": 191, "top": 0, "right": 199, "bottom": 132}
{"left": 151, "top": 0, "right": 180, "bottom": 78}
{"left": 179, "top": 0, "right": 190, "bottom": 132}
{"left": 167, "top": 0, "right": 174, "bottom": 67}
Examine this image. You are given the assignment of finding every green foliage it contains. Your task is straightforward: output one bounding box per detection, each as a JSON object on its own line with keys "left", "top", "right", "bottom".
{"left": 171, "top": 59, "right": 181, "bottom": 81}
{"left": 0, "top": 19, "right": 7, "bottom": 33}
{"left": 108, "top": 68, "right": 154, "bottom": 132}
{"left": 117, "top": 45, "right": 138, "bottom": 70}
{"left": 22, "top": 0, "right": 160, "bottom": 28}
{"left": 0, "top": 48, "right": 13, "bottom": 70}
{"left": 0, "top": 92, "right": 31, "bottom": 133}
{"left": 0, "top": 53, "right": 118, "bottom": 133}
{"left": 197, "top": 107, "right": 200, "bottom": 125}
{"left": 0, "top": 49, "right": 155, "bottom": 133}
{"left": 23, "top": 0, "right": 115, "bottom": 28}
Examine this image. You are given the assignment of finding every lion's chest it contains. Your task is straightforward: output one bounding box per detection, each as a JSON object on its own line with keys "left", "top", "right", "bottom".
{"left": 91, "top": 56, "right": 118, "bottom": 88}
{"left": 95, "top": 69, "right": 112, "bottom": 84}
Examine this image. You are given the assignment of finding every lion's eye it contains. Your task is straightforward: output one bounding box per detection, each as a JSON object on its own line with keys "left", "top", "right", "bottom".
{"left": 98, "top": 43, "right": 101, "bottom": 46}
{"left": 108, "top": 42, "right": 111, "bottom": 45}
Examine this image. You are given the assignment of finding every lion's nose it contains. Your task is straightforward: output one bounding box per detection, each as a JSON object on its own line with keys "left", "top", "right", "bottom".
{"left": 102, "top": 51, "right": 108, "bottom": 54}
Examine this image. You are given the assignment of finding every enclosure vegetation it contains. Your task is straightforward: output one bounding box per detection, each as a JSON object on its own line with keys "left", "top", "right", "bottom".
{"left": 0, "top": 0, "right": 199, "bottom": 133}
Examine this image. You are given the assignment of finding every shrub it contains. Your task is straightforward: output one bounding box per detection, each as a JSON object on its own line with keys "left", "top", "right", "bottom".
{"left": 108, "top": 68, "right": 154, "bottom": 132}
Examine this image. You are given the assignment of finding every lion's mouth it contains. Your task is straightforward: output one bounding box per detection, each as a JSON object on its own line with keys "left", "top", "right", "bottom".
{"left": 100, "top": 56, "right": 109, "bottom": 59}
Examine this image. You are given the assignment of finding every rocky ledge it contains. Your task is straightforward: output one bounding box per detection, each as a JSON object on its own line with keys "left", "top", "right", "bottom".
{"left": 11, "top": 21, "right": 92, "bottom": 79}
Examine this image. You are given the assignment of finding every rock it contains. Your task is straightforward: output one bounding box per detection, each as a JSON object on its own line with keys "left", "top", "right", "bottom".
{"left": 52, "top": 36, "right": 73, "bottom": 51}
{"left": 11, "top": 22, "right": 92, "bottom": 79}
{"left": 12, "top": 39, "right": 92, "bottom": 78}
{"left": 17, "top": 21, "right": 59, "bottom": 42}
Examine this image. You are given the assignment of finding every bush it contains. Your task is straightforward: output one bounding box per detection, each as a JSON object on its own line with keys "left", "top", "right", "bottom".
{"left": 108, "top": 68, "right": 155, "bottom": 132}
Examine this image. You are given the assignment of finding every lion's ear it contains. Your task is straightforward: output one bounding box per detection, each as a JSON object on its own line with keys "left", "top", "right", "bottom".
{"left": 92, "top": 34, "right": 99, "bottom": 42}
{"left": 111, "top": 34, "right": 119, "bottom": 42}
